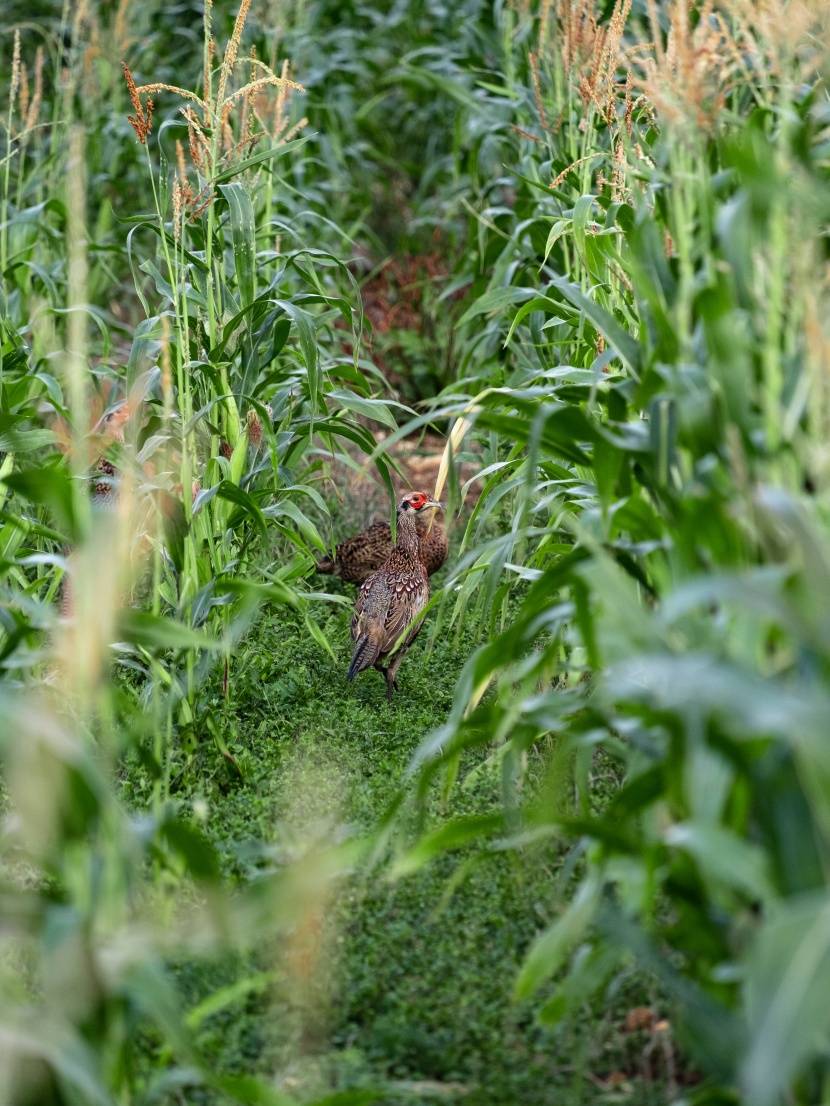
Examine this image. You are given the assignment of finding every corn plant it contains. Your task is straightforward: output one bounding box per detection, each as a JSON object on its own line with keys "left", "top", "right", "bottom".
{"left": 393, "top": 2, "right": 830, "bottom": 1102}
{"left": 0, "top": 3, "right": 401, "bottom": 1100}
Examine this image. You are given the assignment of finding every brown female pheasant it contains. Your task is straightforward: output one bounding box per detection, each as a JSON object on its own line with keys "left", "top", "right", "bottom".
{"left": 317, "top": 509, "right": 448, "bottom": 585}
{"left": 347, "top": 490, "right": 443, "bottom": 703}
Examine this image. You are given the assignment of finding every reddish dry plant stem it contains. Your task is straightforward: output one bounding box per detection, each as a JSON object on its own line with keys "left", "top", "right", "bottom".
{"left": 528, "top": 50, "right": 549, "bottom": 131}
{"left": 122, "top": 62, "right": 153, "bottom": 144}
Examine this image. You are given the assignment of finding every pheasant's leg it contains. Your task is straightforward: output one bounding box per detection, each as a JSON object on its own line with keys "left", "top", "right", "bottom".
{"left": 376, "top": 665, "right": 394, "bottom": 701}
{"left": 386, "top": 651, "right": 406, "bottom": 699}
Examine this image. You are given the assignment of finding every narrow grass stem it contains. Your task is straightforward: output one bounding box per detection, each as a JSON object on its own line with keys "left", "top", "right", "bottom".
{"left": 1, "top": 83, "right": 15, "bottom": 275}
{"left": 764, "top": 195, "right": 787, "bottom": 455}
{"left": 669, "top": 139, "right": 697, "bottom": 357}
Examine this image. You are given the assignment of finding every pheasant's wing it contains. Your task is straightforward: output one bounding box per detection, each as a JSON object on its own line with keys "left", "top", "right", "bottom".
{"left": 380, "top": 569, "right": 429, "bottom": 654}
{"left": 351, "top": 570, "right": 392, "bottom": 642}
{"left": 350, "top": 575, "right": 371, "bottom": 640}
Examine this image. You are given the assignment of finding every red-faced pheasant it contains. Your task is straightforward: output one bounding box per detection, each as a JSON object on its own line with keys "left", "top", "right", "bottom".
{"left": 347, "top": 490, "right": 443, "bottom": 703}
{"left": 317, "top": 508, "right": 448, "bottom": 585}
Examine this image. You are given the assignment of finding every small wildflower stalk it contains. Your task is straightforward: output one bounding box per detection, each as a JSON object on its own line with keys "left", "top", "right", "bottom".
{"left": 14, "top": 46, "right": 44, "bottom": 214}
{"left": 1, "top": 30, "right": 22, "bottom": 276}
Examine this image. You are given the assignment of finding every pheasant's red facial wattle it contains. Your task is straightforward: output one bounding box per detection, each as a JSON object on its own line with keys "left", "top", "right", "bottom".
{"left": 407, "top": 493, "right": 427, "bottom": 510}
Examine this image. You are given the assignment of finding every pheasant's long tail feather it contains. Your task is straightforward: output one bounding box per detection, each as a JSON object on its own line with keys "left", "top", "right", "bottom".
{"left": 347, "top": 633, "right": 382, "bottom": 681}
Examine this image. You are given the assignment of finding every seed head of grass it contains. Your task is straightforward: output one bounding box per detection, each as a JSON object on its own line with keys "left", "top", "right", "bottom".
{"left": 10, "top": 30, "right": 21, "bottom": 112}
{"left": 19, "top": 62, "right": 28, "bottom": 128}
{"left": 528, "top": 51, "right": 549, "bottom": 132}
{"left": 623, "top": 0, "right": 827, "bottom": 132}
{"left": 16, "top": 46, "right": 44, "bottom": 137}
{"left": 122, "top": 62, "right": 153, "bottom": 144}
{"left": 550, "top": 151, "right": 604, "bottom": 189}
{"left": 217, "top": 0, "right": 253, "bottom": 107}
{"left": 182, "top": 105, "right": 210, "bottom": 174}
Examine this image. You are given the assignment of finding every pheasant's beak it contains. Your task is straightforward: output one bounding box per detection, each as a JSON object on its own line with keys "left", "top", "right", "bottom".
{"left": 422, "top": 499, "right": 443, "bottom": 536}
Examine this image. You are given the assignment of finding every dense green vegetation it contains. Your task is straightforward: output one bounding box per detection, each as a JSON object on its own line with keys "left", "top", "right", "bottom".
{"left": 2, "top": 0, "right": 830, "bottom": 1103}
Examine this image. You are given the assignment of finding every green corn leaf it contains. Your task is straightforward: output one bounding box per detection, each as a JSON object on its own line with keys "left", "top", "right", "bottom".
{"left": 304, "top": 613, "right": 337, "bottom": 660}
{"left": 515, "top": 873, "right": 603, "bottom": 1001}
{"left": 0, "top": 428, "right": 56, "bottom": 452}
{"left": 743, "top": 894, "right": 830, "bottom": 1106}
{"left": 549, "top": 275, "right": 642, "bottom": 376}
{"left": 457, "top": 285, "right": 537, "bottom": 327}
{"left": 542, "top": 219, "right": 571, "bottom": 266}
{"left": 186, "top": 973, "right": 277, "bottom": 1030}
{"left": 664, "top": 822, "right": 776, "bottom": 903}
{"left": 215, "top": 479, "right": 269, "bottom": 541}
{"left": 212, "top": 134, "right": 312, "bottom": 184}
{"left": 139, "top": 259, "right": 176, "bottom": 306}
{"left": 391, "top": 814, "right": 505, "bottom": 879}
{"left": 263, "top": 499, "right": 326, "bottom": 552}
{"left": 159, "top": 818, "right": 221, "bottom": 881}
{"left": 272, "top": 299, "right": 320, "bottom": 406}
{"left": 0, "top": 1021, "right": 117, "bottom": 1106}
{"left": 219, "top": 182, "right": 256, "bottom": 310}
{"left": 327, "top": 388, "right": 401, "bottom": 429}
{"left": 1, "top": 460, "right": 76, "bottom": 539}
{"left": 118, "top": 610, "right": 222, "bottom": 652}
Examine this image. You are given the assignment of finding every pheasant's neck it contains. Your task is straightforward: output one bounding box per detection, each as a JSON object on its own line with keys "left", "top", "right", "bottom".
{"left": 394, "top": 508, "right": 421, "bottom": 559}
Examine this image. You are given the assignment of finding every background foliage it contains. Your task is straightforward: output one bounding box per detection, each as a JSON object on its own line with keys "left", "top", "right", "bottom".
{"left": 1, "top": 0, "right": 830, "bottom": 1103}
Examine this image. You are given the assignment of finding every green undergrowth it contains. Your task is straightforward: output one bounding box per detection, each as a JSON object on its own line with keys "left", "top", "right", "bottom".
{"left": 120, "top": 566, "right": 672, "bottom": 1106}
